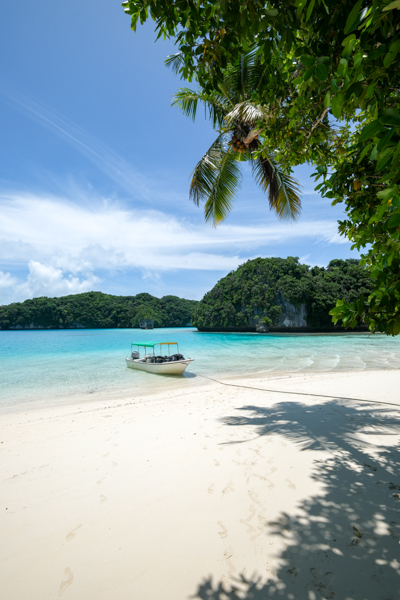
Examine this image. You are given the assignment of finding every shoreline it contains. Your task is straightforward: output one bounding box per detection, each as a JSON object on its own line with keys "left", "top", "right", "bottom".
{"left": 2, "top": 369, "right": 400, "bottom": 599}
{"left": 2, "top": 366, "right": 400, "bottom": 416}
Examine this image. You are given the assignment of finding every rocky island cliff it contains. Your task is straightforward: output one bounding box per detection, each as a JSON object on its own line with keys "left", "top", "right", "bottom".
{"left": 192, "top": 257, "right": 373, "bottom": 332}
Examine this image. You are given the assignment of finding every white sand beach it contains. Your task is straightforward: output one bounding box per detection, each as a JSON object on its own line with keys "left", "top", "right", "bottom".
{"left": 2, "top": 369, "right": 400, "bottom": 600}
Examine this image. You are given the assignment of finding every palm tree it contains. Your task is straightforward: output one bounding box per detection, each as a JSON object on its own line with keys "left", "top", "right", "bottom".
{"left": 168, "top": 51, "right": 301, "bottom": 226}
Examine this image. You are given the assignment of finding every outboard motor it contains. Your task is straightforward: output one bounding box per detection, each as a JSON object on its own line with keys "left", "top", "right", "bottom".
{"left": 131, "top": 350, "right": 139, "bottom": 359}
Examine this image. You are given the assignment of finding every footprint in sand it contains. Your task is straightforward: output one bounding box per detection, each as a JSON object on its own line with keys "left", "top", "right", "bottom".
{"left": 248, "top": 489, "right": 260, "bottom": 504}
{"left": 112, "top": 462, "right": 118, "bottom": 467}
{"left": 103, "top": 453, "right": 109, "bottom": 458}
{"left": 100, "top": 495, "right": 107, "bottom": 503}
{"left": 208, "top": 484, "right": 215, "bottom": 494}
{"left": 266, "top": 467, "right": 277, "bottom": 477}
{"left": 214, "top": 459, "right": 220, "bottom": 467}
{"left": 251, "top": 473, "right": 267, "bottom": 482}
{"left": 217, "top": 521, "right": 228, "bottom": 538}
{"left": 96, "top": 478, "right": 105, "bottom": 485}
{"left": 240, "top": 518, "right": 261, "bottom": 541}
{"left": 66, "top": 525, "right": 81, "bottom": 541}
{"left": 286, "top": 478, "right": 296, "bottom": 490}
{"left": 222, "top": 481, "right": 234, "bottom": 495}
{"left": 223, "top": 546, "right": 236, "bottom": 573}
{"left": 59, "top": 568, "right": 73, "bottom": 596}
{"left": 245, "top": 504, "right": 256, "bottom": 522}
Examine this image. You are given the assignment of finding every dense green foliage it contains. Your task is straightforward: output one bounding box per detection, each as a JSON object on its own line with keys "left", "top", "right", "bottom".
{"left": 192, "top": 257, "right": 373, "bottom": 330}
{"left": 0, "top": 292, "right": 198, "bottom": 330}
{"left": 122, "top": 0, "right": 400, "bottom": 334}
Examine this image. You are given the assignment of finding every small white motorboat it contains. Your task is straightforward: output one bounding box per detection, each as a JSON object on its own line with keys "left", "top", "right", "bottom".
{"left": 125, "top": 341, "right": 194, "bottom": 375}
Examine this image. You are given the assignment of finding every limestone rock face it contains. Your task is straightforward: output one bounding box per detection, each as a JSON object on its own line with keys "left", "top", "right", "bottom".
{"left": 276, "top": 293, "right": 307, "bottom": 328}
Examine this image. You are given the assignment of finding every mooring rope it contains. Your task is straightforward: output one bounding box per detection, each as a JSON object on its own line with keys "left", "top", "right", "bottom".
{"left": 196, "top": 373, "right": 400, "bottom": 409}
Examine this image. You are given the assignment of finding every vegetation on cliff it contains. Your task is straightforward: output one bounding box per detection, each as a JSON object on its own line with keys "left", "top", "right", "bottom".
{"left": 192, "top": 257, "right": 373, "bottom": 331}
{"left": 0, "top": 292, "right": 198, "bottom": 330}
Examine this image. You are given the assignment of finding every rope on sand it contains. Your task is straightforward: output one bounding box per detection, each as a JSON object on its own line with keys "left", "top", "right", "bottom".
{"left": 196, "top": 373, "right": 400, "bottom": 409}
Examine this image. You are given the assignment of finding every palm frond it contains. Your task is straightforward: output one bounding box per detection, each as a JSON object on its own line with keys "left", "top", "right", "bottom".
{"left": 223, "top": 51, "right": 257, "bottom": 101}
{"left": 190, "top": 135, "right": 242, "bottom": 225}
{"left": 165, "top": 52, "right": 186, "bottom": 76}
{"left": 225, "top": 101, "right": 267, "bottom": 127}
{"left": 172, "top": 88, "right": 229, "bottom": 128}
{"left": 252, "top": 151, "right": 301, "bottom": 220}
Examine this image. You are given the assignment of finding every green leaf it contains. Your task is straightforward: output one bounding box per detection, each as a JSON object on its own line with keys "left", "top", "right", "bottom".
{"left": 300, "top": 54, "right": 316, "bottom": 66}
{"left": 388, "top": 213, "right": 400, "bottom": 228}
{"left": 383, "top": 0, "right": 400, "bottom": 11}
{"left": 353, "top": 52, "right": 363, "bottom": 68}
{"left": 315, "top": 63, "right": 328, "bottom": 80}
{"left": 264, "top": 8, "right": 279, "bottom": 16}
{"left": 384, "top": 52, "right": 394, "bottom": 68}
{"left": 366, "top": 82, "right": 377, "bottom": 98}
{"left": 368, "top": 46, "right": 387, "bottom": 60}
{"left": 389, "top": 39, "right": 400, "bottom": 56}
{"left": 377, "top": 128, "right": 395, "bottom": 152}
{"left": 303, "top": 66, "right": 315, "bottom": 81}
{"left": 376, "top": 147, "right": 395, "bottom": 172}
{"left": 379, "top": 111, "right": 400, "bottom": 127}
{"left": 341, "top": 34, "right": 356, "bottom": 47}
{"left": 331, "top": 92, "right": 344, "bottom": 119}
{"left": 377, "top": 187, "right": 396, "bottom": 200}
{"left": 357, "top": 142, "right": 374, "bottom": 163}
{"left": 324, "top": 91, "right": 331, "bottom": 108}
{"left": 306, "top": 0, "right": 316, "bottom": 21}
{"left": 344, "top": 0, "right": 363, "bottom": 34}
{"left": 358, "top": 119, "right": 384, "bottom": 142}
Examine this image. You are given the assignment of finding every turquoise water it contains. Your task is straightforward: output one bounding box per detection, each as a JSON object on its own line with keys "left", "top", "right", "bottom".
{"left": 1, "top": 328, "right": 400, "bottom": 408}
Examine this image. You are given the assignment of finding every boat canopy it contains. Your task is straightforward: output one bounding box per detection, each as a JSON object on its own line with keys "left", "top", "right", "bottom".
{"left": 132, "top": 342, "right": 178, "bottom": 347}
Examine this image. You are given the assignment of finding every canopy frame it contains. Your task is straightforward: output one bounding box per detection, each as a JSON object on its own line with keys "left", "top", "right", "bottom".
{"left": 131, "top": 342, "right": 179, "bottom": 359}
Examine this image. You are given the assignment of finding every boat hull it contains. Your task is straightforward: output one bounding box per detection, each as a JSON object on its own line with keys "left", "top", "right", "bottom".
{"left": 125, "top": 357, "right": 193, "bottom": 375}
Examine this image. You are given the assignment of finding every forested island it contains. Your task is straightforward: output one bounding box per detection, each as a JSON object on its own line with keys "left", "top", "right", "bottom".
{"left": 0, "top": 292, "right": 198, "bottom": 330}
{"left": 1, "top": 258, "right": 374, "bottom": 332}
{"left": 192, "top": 257, "right": 373, "bottom": 332}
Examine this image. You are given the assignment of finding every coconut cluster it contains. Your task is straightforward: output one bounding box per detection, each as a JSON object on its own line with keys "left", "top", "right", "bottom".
{"left": 229, "top": 134, "right": 247, "bottom": 153}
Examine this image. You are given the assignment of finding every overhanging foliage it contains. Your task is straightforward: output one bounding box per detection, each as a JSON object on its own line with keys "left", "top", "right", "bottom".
{"left": 121, "top": 0, "right": 400, "bottom": 334}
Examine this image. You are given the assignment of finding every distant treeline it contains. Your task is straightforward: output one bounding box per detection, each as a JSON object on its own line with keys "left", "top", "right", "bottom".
{"left": 192, "top": 257, "right": 373, "bottom": 331}
{"left": 0, "top": 292, "right": 198, "bottom": 330}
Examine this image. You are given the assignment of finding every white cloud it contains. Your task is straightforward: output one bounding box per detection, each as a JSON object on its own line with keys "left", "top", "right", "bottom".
{"left": 0, "top": 190, "right": 347, "bottom": 266}
{"left": 0, "top": 261, "right": 100, "bottom": 305}
{"left": 0, "top": 270, "right": 17, "bottom": 290}
{"left": 0, "top": 189, "right": 350, "bottom": 303}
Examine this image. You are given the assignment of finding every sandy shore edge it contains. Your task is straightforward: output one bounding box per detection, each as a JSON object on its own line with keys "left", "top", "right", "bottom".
{"left": 1, "top": 369, "right": 400, "bottom": 599}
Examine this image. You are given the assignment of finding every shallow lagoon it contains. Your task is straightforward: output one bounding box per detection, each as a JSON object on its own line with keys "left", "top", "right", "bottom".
{"left": 1, "top": 327, "right": 400, "bottom": 407}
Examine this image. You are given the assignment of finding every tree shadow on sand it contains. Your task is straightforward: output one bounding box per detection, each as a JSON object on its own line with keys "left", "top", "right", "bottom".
{"left": 194, "top": 397, "right": 400, "bottom": 600}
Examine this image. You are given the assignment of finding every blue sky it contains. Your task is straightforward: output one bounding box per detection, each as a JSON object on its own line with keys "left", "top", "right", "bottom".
{"left": 0, "top": 1, "right": 357, "bottom": 304}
